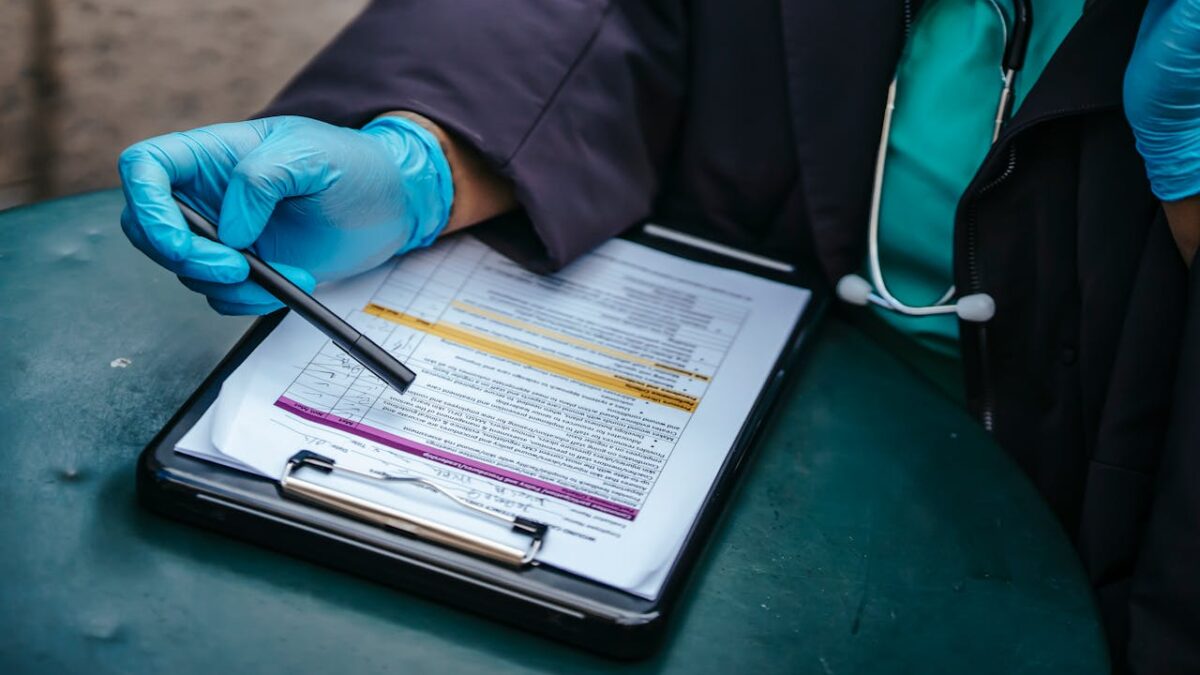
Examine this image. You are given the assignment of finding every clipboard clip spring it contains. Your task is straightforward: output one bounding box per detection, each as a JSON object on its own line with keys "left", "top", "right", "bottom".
{"left": 280, "top": 451, "right": 547, "bottom": 567}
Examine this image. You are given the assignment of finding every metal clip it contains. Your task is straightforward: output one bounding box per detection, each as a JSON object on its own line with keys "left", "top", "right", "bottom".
{"left": 279, "top": 450, "right": 546, "bottom": 567}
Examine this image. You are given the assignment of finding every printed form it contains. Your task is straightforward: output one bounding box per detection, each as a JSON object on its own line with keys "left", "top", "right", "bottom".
{"left": 178, "top": 234, "right": 810, "bottom": 598}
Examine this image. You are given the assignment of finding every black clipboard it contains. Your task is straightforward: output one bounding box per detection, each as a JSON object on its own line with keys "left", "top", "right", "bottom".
{"left": 137, "top": 224, "right": 826, "bottom": 659}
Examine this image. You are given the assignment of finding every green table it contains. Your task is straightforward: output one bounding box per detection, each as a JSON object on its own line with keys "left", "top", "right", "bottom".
{"left": 0, "top": 191, "right": 1106, "bottom": 674}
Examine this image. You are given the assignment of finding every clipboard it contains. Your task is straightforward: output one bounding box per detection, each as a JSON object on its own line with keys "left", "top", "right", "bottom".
{"left": 137, "top": 224, "right": 826, "bottom": 658}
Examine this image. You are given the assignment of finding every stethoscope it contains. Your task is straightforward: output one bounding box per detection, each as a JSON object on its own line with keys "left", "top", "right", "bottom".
{"left": 836, "top": 0, "right": 1033, "bottom": 323}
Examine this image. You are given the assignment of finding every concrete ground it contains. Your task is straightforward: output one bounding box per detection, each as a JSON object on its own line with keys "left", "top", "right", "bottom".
{"left": 1, "top": 0, "right": 365, "bottom": 210}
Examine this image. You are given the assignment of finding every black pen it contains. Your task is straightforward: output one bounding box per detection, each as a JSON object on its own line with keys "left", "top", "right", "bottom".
{"left": 174, "top": 198, "right": 417, "bottom": 394}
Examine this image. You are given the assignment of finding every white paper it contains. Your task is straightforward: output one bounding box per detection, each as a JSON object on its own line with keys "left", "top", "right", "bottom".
{"left": 177, "top": 235, "right": 809, "bottom": 598}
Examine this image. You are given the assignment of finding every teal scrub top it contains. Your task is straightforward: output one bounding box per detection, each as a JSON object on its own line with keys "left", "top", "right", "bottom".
{"left": 871, "top": 0, "right": 1084, "bottom": 360}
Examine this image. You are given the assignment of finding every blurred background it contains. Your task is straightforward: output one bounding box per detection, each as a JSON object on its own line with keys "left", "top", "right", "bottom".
{"left": 0, "top": 0, "right": 366, "bottom": 210}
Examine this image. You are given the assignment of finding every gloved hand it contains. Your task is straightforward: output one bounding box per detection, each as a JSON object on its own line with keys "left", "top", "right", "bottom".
{"left": 1125, "top": 0, "right": 1200, "bottom": 201}
{"left": 118, "top": 115, "right": 453, "bottom": 314}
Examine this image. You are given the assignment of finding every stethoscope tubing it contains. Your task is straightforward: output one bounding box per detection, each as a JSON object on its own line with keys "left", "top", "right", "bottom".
{"left": 851, "top": 0, "right": 1031, "bottom": 322}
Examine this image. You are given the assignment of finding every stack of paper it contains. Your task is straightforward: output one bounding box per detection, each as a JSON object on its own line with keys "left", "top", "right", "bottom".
{"left": 178, "top": 234, "right": 809, "bottom": 598}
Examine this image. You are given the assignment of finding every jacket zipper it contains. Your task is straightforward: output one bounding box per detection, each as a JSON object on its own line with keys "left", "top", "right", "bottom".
{"left": 963, "top": 105, "right": 1104, "bottom": 432}
{"left": 965, "top": 147, "right": 1015, "bottom": 432}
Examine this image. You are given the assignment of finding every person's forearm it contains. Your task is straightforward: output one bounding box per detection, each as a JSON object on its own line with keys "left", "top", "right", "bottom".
{"left": 1163, "top": 195, "right": 1200, "bottom": 267}
{"left": 385, "top": 112, "right": 516, "bottom": 234}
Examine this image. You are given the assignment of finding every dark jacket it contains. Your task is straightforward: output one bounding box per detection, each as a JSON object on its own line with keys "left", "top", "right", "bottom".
{"left": 261, "top": 0, "right": 1198, "bottom": 670}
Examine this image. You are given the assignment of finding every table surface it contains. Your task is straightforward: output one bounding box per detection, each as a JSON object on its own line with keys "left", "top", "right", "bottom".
{"left": 0, "top": 191, "right": 1107, "bottom": 674}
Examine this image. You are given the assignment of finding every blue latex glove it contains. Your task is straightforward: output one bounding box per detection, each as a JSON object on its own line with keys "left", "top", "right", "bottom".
{"left": 1125, "top": 0, "right": 1200, "bottom": 201}
{"left": 118, "top": 115, "right": 453, "bottom": 314}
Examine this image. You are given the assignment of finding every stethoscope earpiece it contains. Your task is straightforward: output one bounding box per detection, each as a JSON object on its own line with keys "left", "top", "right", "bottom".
{"left": 954, "top": 293, "right": 995, "bottom": 322}
{"left": 836, "top": 274, "right": 995, "bottom": 323}
{"left": 835, "top": 274, "right": 874, "bottom": 306}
